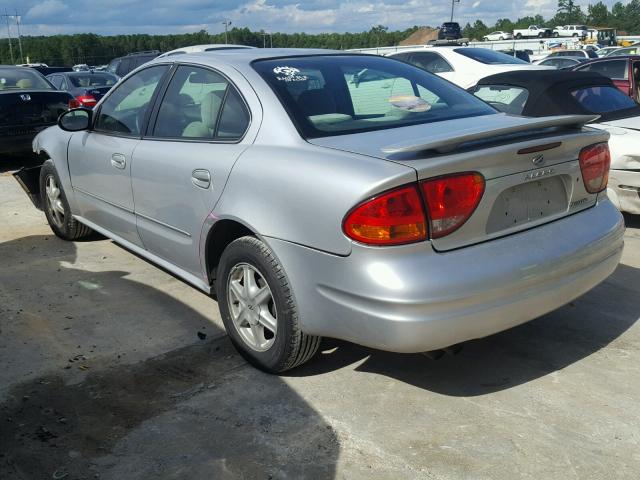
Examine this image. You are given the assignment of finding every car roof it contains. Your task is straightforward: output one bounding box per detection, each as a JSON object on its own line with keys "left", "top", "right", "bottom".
{"left": 476, "top": 70, "right": 640, "bottom": 121}
{"left": 149, "top": 48, "right": 343, "bottom": 68}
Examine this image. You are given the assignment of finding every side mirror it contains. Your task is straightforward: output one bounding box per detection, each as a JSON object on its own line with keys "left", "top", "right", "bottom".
{"left": 58, "top": 108, "right": 92, "bottom": 132}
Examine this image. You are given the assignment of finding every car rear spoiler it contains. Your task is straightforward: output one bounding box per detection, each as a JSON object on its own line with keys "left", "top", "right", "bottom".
{"left": 381, "top": 114, "right": 600, "bottom": 155}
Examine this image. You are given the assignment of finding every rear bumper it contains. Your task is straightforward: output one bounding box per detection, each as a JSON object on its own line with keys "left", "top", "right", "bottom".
{"left": 267, "top": 199, "right": 624, "bottom": 353}
{"left": 0, "top": 132, "right": 37, "bottom": 155}
{"left": 609, "top": 169, "right": 640, "bottom": 215}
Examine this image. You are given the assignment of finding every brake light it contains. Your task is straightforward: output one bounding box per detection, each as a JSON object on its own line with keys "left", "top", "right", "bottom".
{"left": 579, "top": 143, "right": 610, "bottom": 194}
{"left": 420, "top": 173, "right": 485, "bottom": 239}
{"left": 343, "top": 185, "right": 427, "bottom": 245}
{"left": 68, "top": 98, "right": 80, "bottom": 109}
{"left": 75, "top": 94, "right": 97, "bottom": 107}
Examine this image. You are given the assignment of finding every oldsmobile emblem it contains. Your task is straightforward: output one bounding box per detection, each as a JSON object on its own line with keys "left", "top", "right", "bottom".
{"left": 532, "top": 154, "right": 545, "bottom": 166}
{"left": 20, "top": 94, "right": 31, "bottom": 101}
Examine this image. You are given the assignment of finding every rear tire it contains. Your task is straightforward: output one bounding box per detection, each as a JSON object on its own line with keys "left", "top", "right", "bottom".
{"left": 516, "top": 33, "right": 522, "bottom": 39}
{"left": 40, "top": 160, "right": 92, "bottom": 241}
{"left": 216, "top": 236, "right": 321, "bottom": 373}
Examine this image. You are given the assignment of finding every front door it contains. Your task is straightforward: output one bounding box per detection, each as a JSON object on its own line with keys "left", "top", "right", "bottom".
{"left": 131, "top": 65, "right": 252, "bottom": 277}
{"left": 68, "top": 65, "right": 170, "bottom": 246}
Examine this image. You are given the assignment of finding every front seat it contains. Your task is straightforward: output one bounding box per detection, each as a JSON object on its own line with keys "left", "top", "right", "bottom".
{"left": 183, "top": 90, "right": 224, "bottom": 138}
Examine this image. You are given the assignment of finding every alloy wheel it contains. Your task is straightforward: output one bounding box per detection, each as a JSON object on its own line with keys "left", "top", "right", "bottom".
{"left": 45, "top": 174, "right": 65, "bottom": 228}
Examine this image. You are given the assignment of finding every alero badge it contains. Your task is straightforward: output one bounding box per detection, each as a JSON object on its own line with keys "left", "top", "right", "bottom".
{"left": 20, "top": 94, "right": 31, "bottom": 101}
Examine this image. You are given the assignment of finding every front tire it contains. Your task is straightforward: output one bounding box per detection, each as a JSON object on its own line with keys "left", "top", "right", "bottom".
{"left": 516, "top": 33, "right": 522, "bottom": 39}
{"left": 216, "top": 236, "right": 321, "bottom": 373}
{"left": 40, "top": 160, "right": 92, "bottom": 241}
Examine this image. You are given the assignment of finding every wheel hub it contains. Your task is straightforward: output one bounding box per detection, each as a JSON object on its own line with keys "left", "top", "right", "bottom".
{"left": 227, "top": 263, "right": 277, "bottom": 352}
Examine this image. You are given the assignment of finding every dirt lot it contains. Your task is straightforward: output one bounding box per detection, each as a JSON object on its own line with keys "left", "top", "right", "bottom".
{"left": 1, "top": 170, "right": 639, "bottom": 480}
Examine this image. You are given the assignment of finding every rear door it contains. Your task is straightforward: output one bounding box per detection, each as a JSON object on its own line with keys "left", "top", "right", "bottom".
{"left": 68, "top": 64, "right": 170, "bottom": 245}
{"left": 131, "top": 64, "right": 253, "bottom": 277}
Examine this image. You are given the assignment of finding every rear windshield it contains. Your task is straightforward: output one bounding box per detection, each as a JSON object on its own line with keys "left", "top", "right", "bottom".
{"left": 253, "top": 55, "right": 495, "bottom": 138}
{"left": 571, "top": 86, "right": 637, "bottom": 113}
{"left": 454, "top": 48, "right": 529, "bottom": 65}
{"left": 0, "top": 69, "right": 52, "bottom": 90}
{"left": 69, "top": 73, "right": 118, "bottom": 87}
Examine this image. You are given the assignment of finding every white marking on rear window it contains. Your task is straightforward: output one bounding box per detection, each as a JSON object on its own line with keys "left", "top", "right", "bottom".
{"left": 273, "top": 66, "right": 308, "bottom": 82}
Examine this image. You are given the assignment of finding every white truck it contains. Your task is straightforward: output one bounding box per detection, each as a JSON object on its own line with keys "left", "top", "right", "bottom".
{"left": 513, "top": 25, "right": 553, "bottom": 39}
{"left": 553, "top": 25, "right": 589, "bottom": 38}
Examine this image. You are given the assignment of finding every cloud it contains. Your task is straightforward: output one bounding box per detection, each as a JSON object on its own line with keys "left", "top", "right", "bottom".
{"left": 26, "top": 0, "right": 69, "bottom": 20}
{"left": 9, "top": 0, "right": 634, "bottom": 36}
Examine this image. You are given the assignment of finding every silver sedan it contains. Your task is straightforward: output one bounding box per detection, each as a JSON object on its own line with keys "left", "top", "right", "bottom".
{"left": 19, "top": 49, "right": 624, "bottom": 372}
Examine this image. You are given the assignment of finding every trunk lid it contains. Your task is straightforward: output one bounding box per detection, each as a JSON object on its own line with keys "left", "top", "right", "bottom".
{"left": 0, "top": 90, "right": 71, "bottom": 135}
{"left": 310, "top": 113, "right": 609, "bottom": 251}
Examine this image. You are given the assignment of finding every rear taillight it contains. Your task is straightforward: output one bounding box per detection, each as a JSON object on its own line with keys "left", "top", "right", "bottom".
{"left": 68, "top": 98, "right": 80, "bottom": 109}
{"left": 579, "top": 143, "right": 610, "bottom": 194}
{"left": 76, "top": 94, "right": 97, "bottom": 107}
{"left": 343, "top": 185, "right": 427, "bottom": 246}
{"left": 421, "top": 173, "right": 485, "bottom": 239}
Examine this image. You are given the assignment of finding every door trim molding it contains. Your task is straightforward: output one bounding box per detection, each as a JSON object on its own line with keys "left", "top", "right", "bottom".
{"left": 74, "top": 186, "right": 133, "bottom": 214}
{"left": 136, "top": 211, "right": 192, "bottom": 238}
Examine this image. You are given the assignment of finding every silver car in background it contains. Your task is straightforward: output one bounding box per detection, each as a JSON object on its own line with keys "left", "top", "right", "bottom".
{"left": 18, "top": 49, "right": 624, "bottom": 372}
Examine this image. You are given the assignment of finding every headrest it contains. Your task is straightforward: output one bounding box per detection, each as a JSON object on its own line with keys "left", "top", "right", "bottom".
{"left": 16, "top": 79, "right": 33, "bottom": 89}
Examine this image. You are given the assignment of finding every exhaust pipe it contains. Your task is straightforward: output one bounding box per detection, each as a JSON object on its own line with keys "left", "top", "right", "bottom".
{"left": 421, "top": 344, "right": 463, "bottom": 360}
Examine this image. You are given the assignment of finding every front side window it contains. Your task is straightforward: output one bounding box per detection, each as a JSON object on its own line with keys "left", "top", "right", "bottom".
{"left": 473, "top": 85, "right": 529, "bottom": 115}
{"left": 577, "top": 60, "right": 628, "bottom": 80}
{"left": 454, "top": 48, "right": 528, "bottom": 65}
{"left": 571, "top": 86, "right": 637, "bottom": 113}
{"left": 153, "top": 66, "right": 249, "bottom": 140}
{"left": 95, "top": 65, "right": 169, "bottom": 135}
{"left": 253, "top": 55, "right": 495, "bottom": 138}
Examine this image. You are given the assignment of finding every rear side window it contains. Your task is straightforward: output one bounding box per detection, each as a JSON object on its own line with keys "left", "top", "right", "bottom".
{"left": 405, "top": 52, "right": 454, "bottom": 74}
{"left": 253, "top": 55, "right": 495, "bottom": 138}
{"left": 473, "top": 85, "right": 529, "bottom": 115}
{"left": 152, "top": 65, "right": 249, "bottom": 140}
{"left": 571, "top": 86, "right": 637, "bottom": 113}
{"left": 454, "top": 48, "right": 528, "bottom": 65}
{"left": 577, "top": 60, "right": 628, "bottom": 80}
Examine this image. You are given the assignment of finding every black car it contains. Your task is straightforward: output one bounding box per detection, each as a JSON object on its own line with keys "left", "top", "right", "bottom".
{"left": 0, "top": 66, "right": 72, "bottom": 157}
{"left": 106, "top": 50, "right": 160, "bottom": 78}
{"left": 499, "top": 49, "right": 532, "bottom": 63}
{"left": 438, "top": 22, "right": 462, "bottom": 40}
{"left": 46, "top": 71, "right": 118, "bottom": 108}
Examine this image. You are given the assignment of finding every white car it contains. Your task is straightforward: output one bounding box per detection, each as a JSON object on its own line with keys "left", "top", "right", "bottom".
{"left": 597, "top": 46, "right": 621, "bottom": 57}
{"left": 553, "top": 25, "right": 589, "bottom": 38}
{"left": 387, "top": 46, "right": 553, "bottom": 89}
{"left": 158, "top": 44, "right": 257, "bottom": 58}
{"left": 483, "top": 31, "right": 513, "bottom": 41}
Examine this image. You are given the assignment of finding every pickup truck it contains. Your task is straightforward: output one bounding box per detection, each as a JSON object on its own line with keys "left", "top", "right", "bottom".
{"left": 513, "top": 26, "right": 553, "bottom": 39}
{"left": 553, "top": 25, "right": 588, "bottom": 38}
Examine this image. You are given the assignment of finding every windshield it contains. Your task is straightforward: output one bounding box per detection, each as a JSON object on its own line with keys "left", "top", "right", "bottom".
{"left": 253, "top": 55, "right": 496, "bottom": 138}
{"left": 571, "top": 86, "right": 637, "bottom": 113}
{"left": 0, "top": 68, "right": 52, "bottom": 90}
{"left": 454, "top": 48, "right": 529, "bottom": 65}
{"left": 69, "top": 73, "right": 118, "bottom": 88}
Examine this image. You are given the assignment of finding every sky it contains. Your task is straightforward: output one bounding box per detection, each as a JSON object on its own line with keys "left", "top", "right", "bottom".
{"left": 0, "top": 0, "right": 632, "bottom": 37}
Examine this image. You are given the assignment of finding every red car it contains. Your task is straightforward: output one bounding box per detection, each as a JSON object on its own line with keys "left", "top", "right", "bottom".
{"left": 572, "top": 55, "right": 640, "bottom": 102}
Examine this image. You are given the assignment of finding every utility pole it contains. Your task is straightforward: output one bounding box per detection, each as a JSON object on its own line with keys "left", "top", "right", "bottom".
{"left": 14, "top": 10, "right": 23, "bottom": 64}
{"left": 450, "top": 0, "right": 460, "bottom": 23}
{"left": 222, "top": 20, "right": 232, "bottom": 44}
{"left": 2, "top": 10, "right": 14, "bottom": 64}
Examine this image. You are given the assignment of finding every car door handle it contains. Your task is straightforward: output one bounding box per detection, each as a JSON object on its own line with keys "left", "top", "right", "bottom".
{"left": 110, "top": 153, "right": 126, "bottom": 169}
{"left": 191, "top": 169, "right": 211, "bottom": 189}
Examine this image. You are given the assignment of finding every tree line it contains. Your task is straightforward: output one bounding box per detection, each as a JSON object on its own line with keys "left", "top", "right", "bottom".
{"left": 1, "top": 1, "right": 639, "bottom": 66}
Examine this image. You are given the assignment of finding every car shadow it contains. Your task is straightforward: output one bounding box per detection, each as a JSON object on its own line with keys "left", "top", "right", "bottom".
{"left": 0, "top": 235, "right": 339, "bottom": 480}
{"left": 0, "top": 153, "right": 42, "bottom": 174}
{"left": 293, "top": 263, "right": 640, "bottom": 397}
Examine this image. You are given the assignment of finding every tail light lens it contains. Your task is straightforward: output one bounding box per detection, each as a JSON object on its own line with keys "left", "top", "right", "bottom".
{"left": 76, "top": 94, "right": 97, "bottom": 107}
{"left": 579, "top": 143, "right": 610, "bottom": 194}
{"left": 421, "top": 173, "right": 485, "bottom": 239}
{"left": 68, "top": 98, "right": 80, "bottom": 109}
{"left": 343, "top": 185, "right": 427, "bottom": 245}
